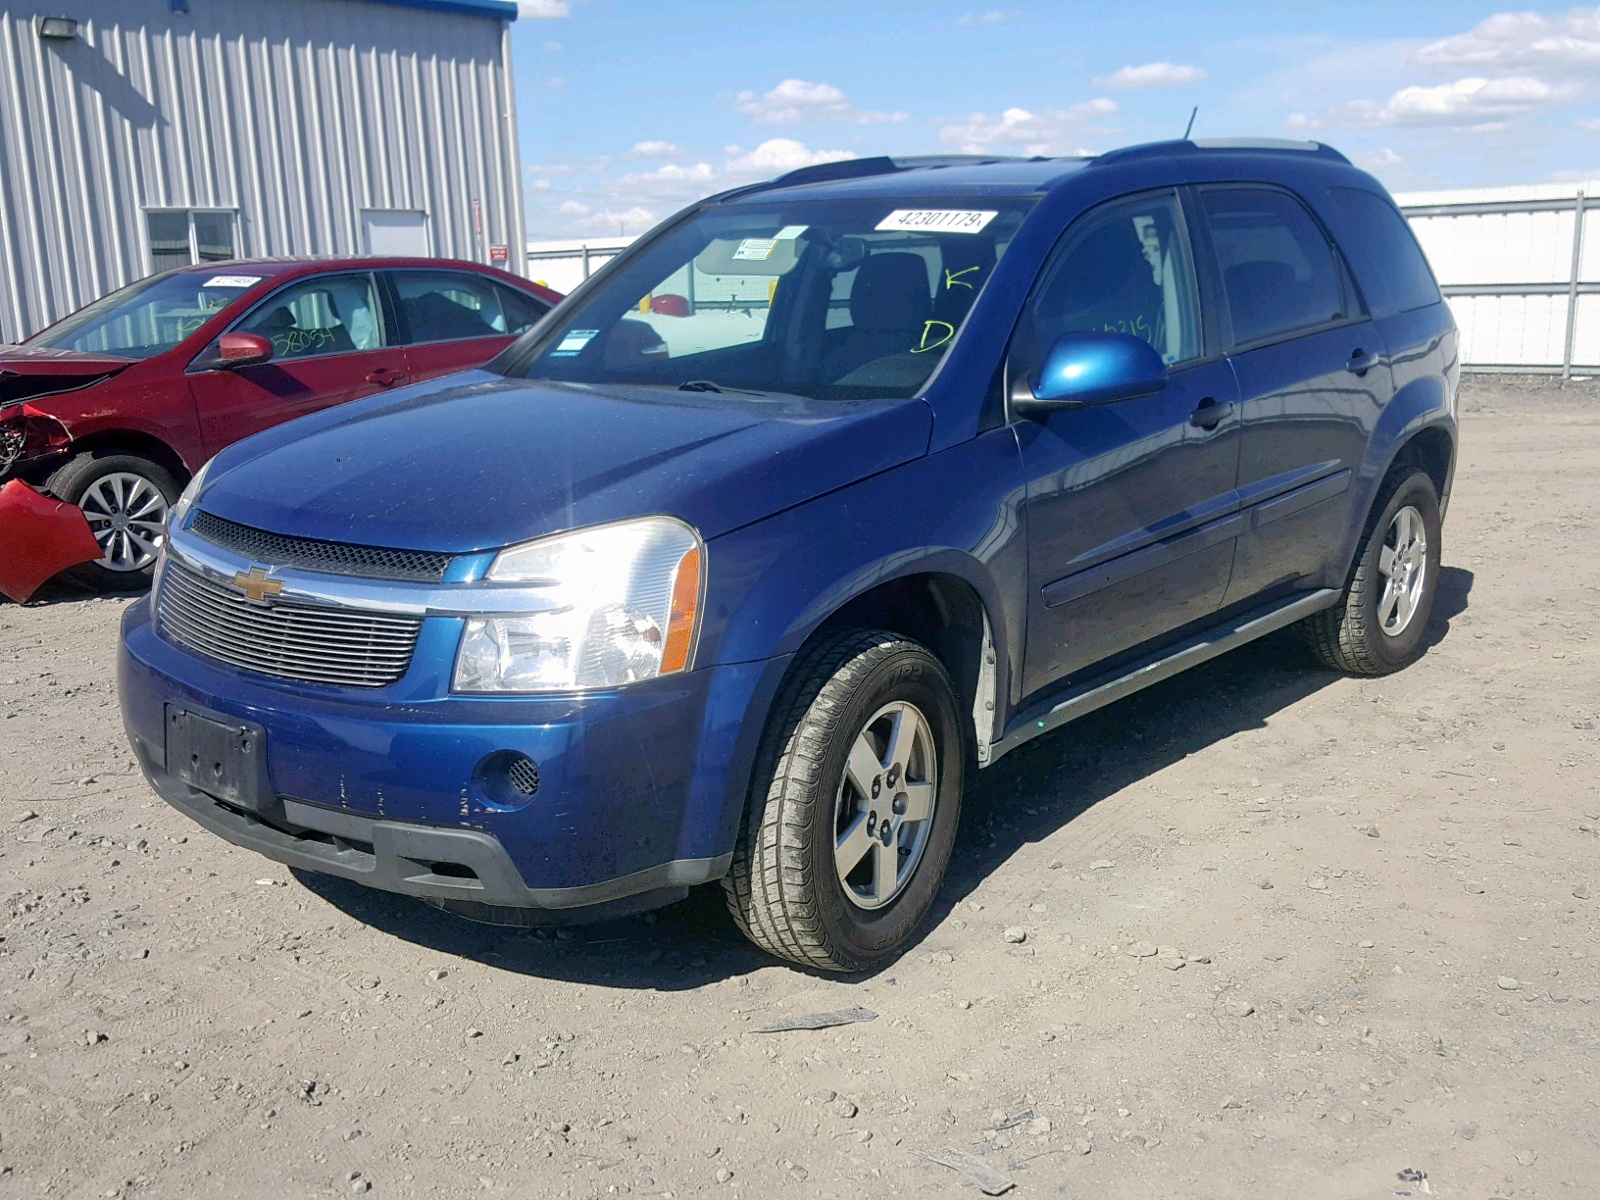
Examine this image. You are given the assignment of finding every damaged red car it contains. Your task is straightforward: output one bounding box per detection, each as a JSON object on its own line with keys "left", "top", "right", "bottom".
{"left": 0, "top": 258, "right": 560, "bottom": 594}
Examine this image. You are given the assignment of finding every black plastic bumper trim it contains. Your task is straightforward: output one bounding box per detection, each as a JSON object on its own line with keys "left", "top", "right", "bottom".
{"left": 131, "top": 737, "right": 731, "bottom": 912}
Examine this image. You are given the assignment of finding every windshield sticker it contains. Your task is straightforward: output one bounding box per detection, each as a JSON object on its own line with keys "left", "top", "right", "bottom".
{"left": 732, "top": 237, "right": 780, "bottom": 262}
{"left": 876, "top": 210, "right": 998, "bottom": 235}
{"left": 910, "top": 320, "right": 957, "bottom": 354}
{"left": 550, "top": 329, "right": 599, "bottom": 357}
{"left": 204, "top": 275, "right": 262, "bottom": 288}
{"left": 775, "top": 225, "right": 809, "bottom": 240}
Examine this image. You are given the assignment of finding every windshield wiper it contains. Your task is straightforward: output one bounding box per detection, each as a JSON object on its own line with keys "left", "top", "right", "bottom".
{"left": 677, "top": 379, "right": 775, "bottom": 397}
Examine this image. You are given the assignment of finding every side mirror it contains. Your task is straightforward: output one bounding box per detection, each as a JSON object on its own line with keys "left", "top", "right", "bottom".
{"left": 1015, "top": 331, "right": 1167, "bottom": 411}
{"left": 649, "top": 293, "right": 691, "bottom": 317}
{"left": 217, "top": 332, "right": 272, "bottom": 369}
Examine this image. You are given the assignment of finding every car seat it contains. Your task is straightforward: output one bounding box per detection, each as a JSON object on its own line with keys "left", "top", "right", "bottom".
{"left": 820, "top": 252, "right": 932, "bottom": 382}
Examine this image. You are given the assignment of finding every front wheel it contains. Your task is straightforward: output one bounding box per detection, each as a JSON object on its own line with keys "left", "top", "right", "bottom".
{"left": 47, "top": 451, "right": 179, "bottom": 589}
{"left": 1302, "top": 466, "right": 1442, "bottom": 675}
{"left": 723, "top": 631, "right": 965, "bottom": 972}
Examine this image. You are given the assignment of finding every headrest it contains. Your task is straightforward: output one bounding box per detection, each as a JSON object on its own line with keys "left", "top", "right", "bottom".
{"left": 849, "top": 252, "right": 932, "bottom": 333}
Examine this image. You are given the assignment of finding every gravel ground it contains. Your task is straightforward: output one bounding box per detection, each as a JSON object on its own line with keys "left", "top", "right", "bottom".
{"left": 1, "top": 376, "right": 1597, "bottom": 1200}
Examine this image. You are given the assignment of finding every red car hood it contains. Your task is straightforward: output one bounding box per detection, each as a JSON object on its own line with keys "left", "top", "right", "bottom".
{"left": 0, "top": 345, "right": 133, "bottom": 405}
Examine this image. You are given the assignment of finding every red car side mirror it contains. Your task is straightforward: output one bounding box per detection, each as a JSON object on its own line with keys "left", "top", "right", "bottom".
{"left": 217, "top": 332, "right": 273, "bottom": 369}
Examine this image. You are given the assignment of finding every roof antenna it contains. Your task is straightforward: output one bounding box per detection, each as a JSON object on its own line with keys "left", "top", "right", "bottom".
{"left": 1183, "top": 106, "right": 1199, "bottom": 140}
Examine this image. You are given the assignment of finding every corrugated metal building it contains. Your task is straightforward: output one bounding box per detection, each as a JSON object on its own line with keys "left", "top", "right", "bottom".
{"left": 0, "top": 0, "right": 524, "bottom": 342}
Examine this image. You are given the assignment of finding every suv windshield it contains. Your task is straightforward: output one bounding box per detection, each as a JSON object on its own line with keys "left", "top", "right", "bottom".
{"left": 508, "top": 197, "right": 1036, "bottom": 400}
{"left": 29, "top": 271, "right": 263, "bottom": 359}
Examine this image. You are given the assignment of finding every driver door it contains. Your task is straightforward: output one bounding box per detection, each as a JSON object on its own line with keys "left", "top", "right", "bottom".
{"left": 189, "top": 271, "right": 406, "bottom": 456}
{"left": 1013, "top": 190, "right": 1243, "bottom": 697}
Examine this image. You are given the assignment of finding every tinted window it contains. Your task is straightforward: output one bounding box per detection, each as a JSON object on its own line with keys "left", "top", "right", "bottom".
{"left": 496, "top": 284, "right": 550, "bottom": 335}
{"left": 1200, "top": 188, "right": 1347, "bottom": 346}
{"left": 1329, "top": 187, "right": 1441, "bottom": 313}
{"left": 1015, "top": 191, "right": 1201, "bottom": 376}
{"left": 237, "top": 274, "right": 383, "bottom": 359}
{"left": 392, "top": 271, "right": 508, "bottom": 343}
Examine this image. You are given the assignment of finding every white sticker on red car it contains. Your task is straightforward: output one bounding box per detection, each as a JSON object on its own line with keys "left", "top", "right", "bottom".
{"left": 874, "top": 210, "right": 998, "bottom": 234}
{"left": 204, "top": 275, "right": 263, "bottom": 288}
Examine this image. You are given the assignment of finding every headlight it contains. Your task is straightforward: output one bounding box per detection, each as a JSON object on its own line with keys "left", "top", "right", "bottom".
{"left": 452, "top": 516, "right": 703, "bottom": 693}
{"left": 169, "top": 457, "right": 214, "bottom": 529}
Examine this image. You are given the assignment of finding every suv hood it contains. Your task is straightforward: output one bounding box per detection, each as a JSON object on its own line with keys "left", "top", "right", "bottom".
{"left": 0, "top": 345, "right": 134, "bottom": 406}
{"left": 197, "top": 370, "right": 934, "bottom": 552}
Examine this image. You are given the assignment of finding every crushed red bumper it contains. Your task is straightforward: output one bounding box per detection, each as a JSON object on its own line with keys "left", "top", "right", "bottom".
{"left": 0, "top": 479, "right": 104, "bottom": 601}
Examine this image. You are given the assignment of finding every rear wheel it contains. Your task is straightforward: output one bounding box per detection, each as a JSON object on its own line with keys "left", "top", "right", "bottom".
{"left": 1302, "top": 466, "right": 1442, "bottom": 675}
{"left": 723, "top": 630, "right": 964, "bottom": 972}
{"left": 47, "top": 452, "right": 179, "bottom": 589}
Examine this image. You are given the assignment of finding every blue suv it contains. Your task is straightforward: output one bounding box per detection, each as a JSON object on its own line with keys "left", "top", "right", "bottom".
{"left": 119, "top": 139, "right": 1457, "bottom": 970}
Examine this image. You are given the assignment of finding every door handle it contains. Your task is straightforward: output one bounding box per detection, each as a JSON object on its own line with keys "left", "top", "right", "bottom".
{"left": 1345, "top": 349, "right": 1381, "bottom": 376}
{"left": 365, "top": 367, "right": 407, "bottom": 387}
{"left": 1189, "top": 398, "right": 1234, "bottom": 429}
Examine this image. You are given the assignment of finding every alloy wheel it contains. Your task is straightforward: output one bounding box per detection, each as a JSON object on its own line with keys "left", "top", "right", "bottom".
{"left": 78, "top": 471, "right": 168, "bottom": 573}
{"left": 1377, "top": 503, "right": 1428, "bottom": 636}
{"left": 833, "top": 700, "right": 938, "bottom": 910}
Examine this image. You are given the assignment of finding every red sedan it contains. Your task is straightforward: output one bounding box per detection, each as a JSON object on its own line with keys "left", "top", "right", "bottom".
{"left": 0, "top": 258, "right": 560, "bottom": 593}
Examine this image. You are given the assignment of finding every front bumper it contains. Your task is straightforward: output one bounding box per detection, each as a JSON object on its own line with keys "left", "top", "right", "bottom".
{"left": 120, "top": 599, "right": 786, "bottom": 917}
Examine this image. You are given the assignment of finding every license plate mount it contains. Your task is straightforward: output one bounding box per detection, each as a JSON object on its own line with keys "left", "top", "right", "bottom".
{"left": 165, "top": 706, "right": 270, "bottom": 812}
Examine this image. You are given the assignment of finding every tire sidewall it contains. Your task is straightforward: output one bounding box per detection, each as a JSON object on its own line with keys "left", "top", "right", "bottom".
{"left": 1358, "top": 471, "right": 1442, "bottom": 668}
{"left": 805, "top": 645, "right": 964, "bottom": 970}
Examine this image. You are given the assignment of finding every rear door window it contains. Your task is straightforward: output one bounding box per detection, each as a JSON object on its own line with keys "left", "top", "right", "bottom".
{"left": 391, "top": 270, "right": 510, "bottom": 344}
{"left": 235, "top": 273, "right": 384, "bottom": 360}
{"left": 1198, "top": 187, "right": 1349, "bottom": 347}
{"left": 1328, "top": 187, "right": 1442, "bottom": 313}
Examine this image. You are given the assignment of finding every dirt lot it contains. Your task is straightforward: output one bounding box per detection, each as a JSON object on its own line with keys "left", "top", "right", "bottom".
{"left": 2, "top": 376, "right": 1597, "bottom": 1200}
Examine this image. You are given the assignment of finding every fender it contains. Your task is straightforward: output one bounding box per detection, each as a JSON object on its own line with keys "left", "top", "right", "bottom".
{"left": 700, "top": 424, "right": 1029, "bottom": 740}
{"left": 1331, "top": 370, "right": 1456, "bottom": 583}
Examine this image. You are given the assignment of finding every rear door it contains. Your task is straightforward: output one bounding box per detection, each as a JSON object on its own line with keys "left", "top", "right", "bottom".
{"left": 189, "top": 270, "right": 406, "bottom": 456}
{"left": 1191, "top": 185, "right": 1394, "bottom": 607}
{"left": 387, "top": 269, "right": 551, "bottom": 384}
{"left": 1012, "top": 189, "right": 1243, "bottom": 697}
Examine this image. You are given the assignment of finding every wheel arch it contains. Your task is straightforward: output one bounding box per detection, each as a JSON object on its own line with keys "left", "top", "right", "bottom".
{"left": 58, "top": 430, "right": 194, "bottom": 491}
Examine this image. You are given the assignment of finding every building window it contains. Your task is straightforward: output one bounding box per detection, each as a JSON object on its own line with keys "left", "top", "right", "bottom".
{"left": 146, "top": 209, "right": 237, "bottom": 273}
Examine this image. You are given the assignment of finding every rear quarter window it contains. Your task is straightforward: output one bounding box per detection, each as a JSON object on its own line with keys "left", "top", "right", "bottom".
{"left": 1328, "top": 187, "right": 1442, "bottom": 314}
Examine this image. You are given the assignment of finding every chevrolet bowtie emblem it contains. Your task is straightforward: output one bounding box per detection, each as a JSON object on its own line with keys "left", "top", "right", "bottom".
{"left": 232, "top": 565, "right": 284, "bottom": 604}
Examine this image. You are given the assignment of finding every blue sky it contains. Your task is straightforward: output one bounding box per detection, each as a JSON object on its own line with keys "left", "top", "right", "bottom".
{"left": 509, "top": 2, "right": 1600, "bottom": 239}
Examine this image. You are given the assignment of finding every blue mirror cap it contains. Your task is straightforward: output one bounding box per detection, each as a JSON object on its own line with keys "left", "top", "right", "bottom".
{"left": 1029, "top": 331, "right": 1169, "bottom": 407}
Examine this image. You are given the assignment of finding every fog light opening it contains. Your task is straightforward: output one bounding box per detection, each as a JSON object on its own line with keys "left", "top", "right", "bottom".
{"left": 472, "top": 750, "right": 543, "bottom": 809}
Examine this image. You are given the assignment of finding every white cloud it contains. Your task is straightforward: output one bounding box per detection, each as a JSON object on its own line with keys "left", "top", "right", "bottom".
{"left": 1094, "top": 62, "right": 1207, "bottom": 89}
{"left": 957, "top": 9, "right": 1014, "bottom": 25}
{"left": 1580, "top": 117, "right": 1600, "bottom": 131}
{"left": 1357, "top": 147, "right": 1404, "bottom": 168}
{"left": 571, "top": 206, "right": 657, "bottom": 235}
{"left": 1415, "top": 8, "right": 1600, "bottom": 73}
{"left": 546, "top": 76, "right": 568, "bottom": 89}
{"left": 733, "top": 79, "right": 908, "bottom": 125}
{"left": 621, "top": 161, "right": 718, "bottom": 185}
{"left": 1329, "top": 75, "right": 1580, "bottom": 128}
{"left": 527, "top": 177, "right": 552, "bottom": 191}
{"left": 939, "top": 100, "right": 1118, "bottom": 155}
{"left": 557, "top": 200, "right": 589, "bottom": 216}
{"left": 631, "top": 140, "right": 682, "bottom": 157}
{"left": 543, "top": 40, "right": 563, "bottom": 52}
{"left": 518, "top": 0, "right": 571, "bottom": 16}
{"left": 723, "top": 139, "right": 855, "bottom": 175}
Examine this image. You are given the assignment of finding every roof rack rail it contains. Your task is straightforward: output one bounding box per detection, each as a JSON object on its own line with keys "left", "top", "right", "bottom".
{"left": 1091, "top": 138, "right": 1350, "bottom": 166}
{"left": 745, "top": 152, "right": 1034, "bottom": 196}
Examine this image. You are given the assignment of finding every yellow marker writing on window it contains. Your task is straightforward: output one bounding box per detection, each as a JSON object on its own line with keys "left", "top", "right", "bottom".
{"left": 944, "top": 265, "right": 982, "bottom": 291}
{"left": 911, "top": 320, "right": 957, "bottom": 354}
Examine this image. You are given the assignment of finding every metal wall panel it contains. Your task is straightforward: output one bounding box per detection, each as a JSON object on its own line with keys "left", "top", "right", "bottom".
{"left": 0, "top": 0, "right": 524, "bottom": 341}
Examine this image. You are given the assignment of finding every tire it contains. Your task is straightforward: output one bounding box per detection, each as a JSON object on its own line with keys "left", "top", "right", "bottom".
{"left": 1302, "top": 466, "right": 1442, "bottom": 675}
{"left": 723, "top": 630, "right": 965, "bottom": 972}
{"left": 46, "top": 451, "right": 180, "bottom": 590}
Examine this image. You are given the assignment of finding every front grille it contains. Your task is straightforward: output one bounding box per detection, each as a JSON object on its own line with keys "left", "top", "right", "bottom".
{"left": 157, "top": 559, "right": 422, "bottom": 688}
{"left": 190, "top": 511, "right": 452, "bottom": 583}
